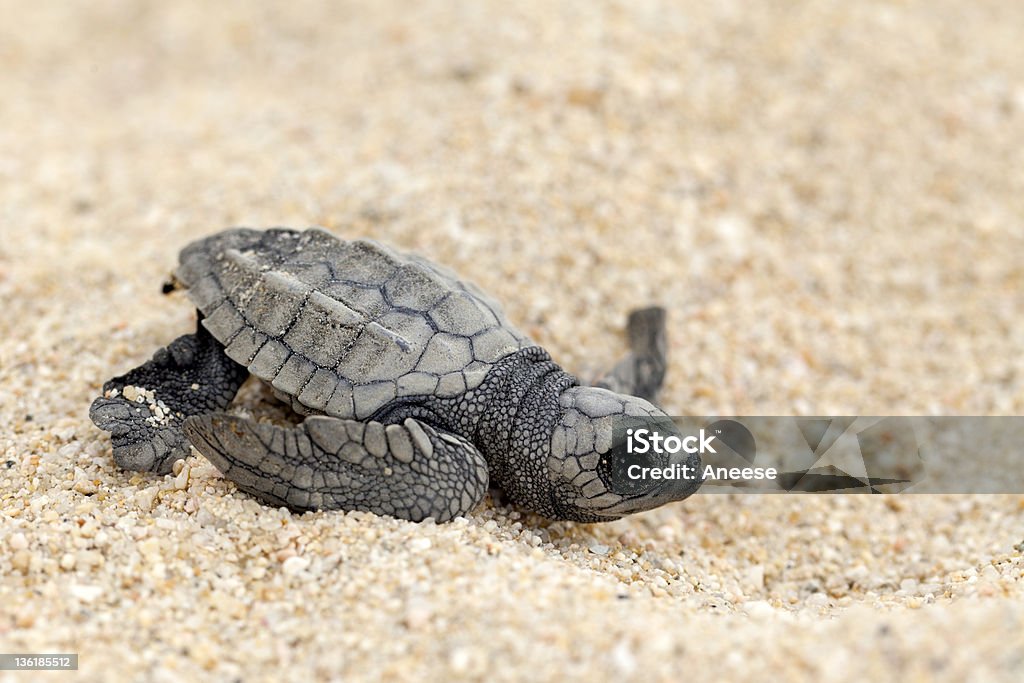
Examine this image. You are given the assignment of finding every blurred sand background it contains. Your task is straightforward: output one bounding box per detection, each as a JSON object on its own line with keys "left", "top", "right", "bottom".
{"left": 2, "top": 1, "right": 1024, "bottom": 681}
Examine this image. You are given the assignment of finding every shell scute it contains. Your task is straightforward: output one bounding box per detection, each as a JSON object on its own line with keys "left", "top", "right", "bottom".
{"left": 178, "top": 228, "right": 530, "bottom": 418}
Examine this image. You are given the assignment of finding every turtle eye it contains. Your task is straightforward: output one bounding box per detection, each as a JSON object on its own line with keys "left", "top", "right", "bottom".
{"left": 596, "top": 430, "right": 655, "bottom": 497}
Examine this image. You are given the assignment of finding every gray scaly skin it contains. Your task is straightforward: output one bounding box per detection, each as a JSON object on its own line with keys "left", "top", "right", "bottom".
{"left": 90, "top": 228, "right": 702, "bottom": 523}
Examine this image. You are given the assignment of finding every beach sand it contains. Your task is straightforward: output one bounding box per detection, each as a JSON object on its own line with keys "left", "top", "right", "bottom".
{"left": 1, "top": 2, "right": 1023, "bottom": 680}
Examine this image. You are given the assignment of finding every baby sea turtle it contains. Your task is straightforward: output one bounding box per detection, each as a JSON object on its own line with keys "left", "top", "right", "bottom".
{"left": 90, "top": 228, "right": 702, "bottom": 522}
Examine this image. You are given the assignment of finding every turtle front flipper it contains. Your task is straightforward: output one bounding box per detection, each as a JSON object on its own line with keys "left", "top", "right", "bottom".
{"left": 89, "top": 320, "right": 249, "bottom": 474}
{"left": 593, "top": 306, "right": 667, "bottom": 402}
{"left": 182, "top": 414, "right": 489, "bottom": 522}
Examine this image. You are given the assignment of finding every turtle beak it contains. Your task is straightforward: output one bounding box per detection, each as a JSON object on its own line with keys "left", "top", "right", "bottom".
{"left": 596, "top": 450, "right": 703, "bottom": 517}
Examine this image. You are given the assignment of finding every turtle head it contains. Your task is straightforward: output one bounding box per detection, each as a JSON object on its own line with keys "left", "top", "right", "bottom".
{"left": 546, "top": 386, "right": 704, "bottom": 521}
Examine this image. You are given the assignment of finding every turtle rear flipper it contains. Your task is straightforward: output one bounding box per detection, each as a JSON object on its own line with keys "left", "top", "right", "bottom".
{"left": 183, "top": 414, "right": 490, "bottom": 522}
{"left": 89, "top": 319, "right": 249, "bottom": 474}
{"left": 594, "top": 306, "right": 667, "bottom": 402}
